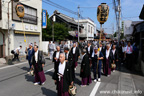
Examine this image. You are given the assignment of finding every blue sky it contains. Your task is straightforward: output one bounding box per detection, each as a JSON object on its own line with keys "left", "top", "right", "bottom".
{"left": 42, "top": 0, "right": 144, "bottom": 34}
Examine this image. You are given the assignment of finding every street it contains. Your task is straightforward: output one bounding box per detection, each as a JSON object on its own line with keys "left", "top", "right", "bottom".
{"left": 0, "top": 58, "right": 144, "bottom": 96}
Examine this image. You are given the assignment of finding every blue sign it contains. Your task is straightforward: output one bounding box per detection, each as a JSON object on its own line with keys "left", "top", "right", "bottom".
{"left": 42, "top": 10, "right": 47, "bottom": 28}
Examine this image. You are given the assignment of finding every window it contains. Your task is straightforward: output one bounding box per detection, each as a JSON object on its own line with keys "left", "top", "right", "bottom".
{"left": 88, "top": 25, "right": 90, "bottom": 33}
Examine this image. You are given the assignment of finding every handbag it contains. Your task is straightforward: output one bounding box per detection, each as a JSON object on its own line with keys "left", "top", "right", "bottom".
{"left": 111, "top": 63, "right": 116, "bottom": 69}
{"left": 69, "top": 85, "right": 77, "bottom": 96}
{"left": 11, "top": 50, "right": 15, "bottom": 54}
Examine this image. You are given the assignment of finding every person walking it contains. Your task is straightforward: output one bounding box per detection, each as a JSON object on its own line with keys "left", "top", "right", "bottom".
{"left": 31, "top": 45, "right": 46, "bottom": 85}
{"left": 53, "top": 53, "right": 73, "bottom": 96}
{"left": 92, "top": 46, "right": 104, "bottom": 82}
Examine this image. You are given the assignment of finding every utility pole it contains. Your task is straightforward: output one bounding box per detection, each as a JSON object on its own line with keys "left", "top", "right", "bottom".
{"left": 118, "top": 0, "right": 121, "bottom": 43}
{"left": 7, "top": 0, "right": 11, "bottom": 56}
{"left": 78, "top": 6, "right": 80, "bottom": 42}
{"left": 52, "top": 15, "right": 55, "bottom": 42}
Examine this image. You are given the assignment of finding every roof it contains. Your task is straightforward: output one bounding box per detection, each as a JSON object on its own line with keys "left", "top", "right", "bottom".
{"left": 52, "top": 10, "right": 78, "bottom": 25}
{"left": 131, "top": 21, "right": 143, "bottom": 26}
{"left": 139, "top": 5, "right": 144, "bottom": 20}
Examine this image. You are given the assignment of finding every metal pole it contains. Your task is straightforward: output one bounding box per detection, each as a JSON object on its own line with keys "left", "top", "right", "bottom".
{"left": 99, "top": 24, "right": 102, "bottom": 46}
{"left": 78, "top": 6, "right": 80, "bottom": 42}
{"left": 52, "top": 21, "right": 54, "bottom": 42}
{"left": 7, "top": 1, "right": 11, "bottom": 56}
{"left": 118, "top": 0, "right": 121, "bottom": 43}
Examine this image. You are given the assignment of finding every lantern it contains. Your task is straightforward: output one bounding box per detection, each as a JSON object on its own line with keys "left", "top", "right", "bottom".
{"left": 97, "top": 3, "right": 109, "bottom": 24}
{"left": 15, "top": 3, "right": 25, "bottom": 18}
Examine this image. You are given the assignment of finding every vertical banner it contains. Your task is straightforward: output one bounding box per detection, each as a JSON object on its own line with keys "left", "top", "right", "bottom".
{"left": 42, "top": 10, "right": 47, "bottom": 28}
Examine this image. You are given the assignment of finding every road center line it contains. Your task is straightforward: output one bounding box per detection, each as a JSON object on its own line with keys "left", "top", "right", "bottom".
{"left": 89, "top": 82, "right": 101, "bottom": 96}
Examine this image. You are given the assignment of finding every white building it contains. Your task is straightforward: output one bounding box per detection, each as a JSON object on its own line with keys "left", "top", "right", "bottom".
{"left": 123, "top": 20, "right": 142, "bottom": 40}
{"left": 0, "top": 0, "right": 42, "bottom": 59}
{"left": 75, "top": 18, "right": 96, "bottom": 40}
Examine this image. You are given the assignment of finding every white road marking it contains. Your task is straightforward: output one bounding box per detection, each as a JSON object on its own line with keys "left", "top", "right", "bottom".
{"left": 0, "top": 62, "right": 27, "bottom": 70}
{"left": 44, "top": 68, "right": 54, "bottom": 73}
{"left": 0, "top": 57, "right": 49, "bottom": 70}
{"left": 89, "top": 82, "right": 101, "bottom": 96}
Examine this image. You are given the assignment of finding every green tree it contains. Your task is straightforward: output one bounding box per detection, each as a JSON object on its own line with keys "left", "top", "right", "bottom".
{"left": 54, "top": 23, "right": 70, "bottom": 41}
{"left": 42, "top": 13, "right": 70, "bottom": 41}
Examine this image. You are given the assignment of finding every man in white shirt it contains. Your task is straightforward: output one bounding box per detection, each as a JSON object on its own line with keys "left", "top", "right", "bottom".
{"left": 48, "top": 41, "right": 55, "bottom": 60}
{"left": 12, "top": 46, "right": 22, "bottom": 61}
{"left": 70, "top": 43, "right": 80, "bottom": 80}
{"left": 124, "top": 41, "right": 133, "bottom": 70}
{"left": 32, "top": 45, "right": 46, "bottom": 85}
{"left": 103, "top": 44, "right": 113, "bottom": 77}
{"left": 53, "top": 46, "right": 61, "bottom": 71}
{"left": 52, "top": 53, "right": 73, "bottom": 96}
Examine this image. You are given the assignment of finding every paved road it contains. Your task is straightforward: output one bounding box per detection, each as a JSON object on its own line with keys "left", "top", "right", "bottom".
{"left": 0, "top": 58, "right": 144, "bottom": 96}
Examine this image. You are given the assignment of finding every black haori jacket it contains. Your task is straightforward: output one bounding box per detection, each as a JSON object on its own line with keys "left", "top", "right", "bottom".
{"left": 70, "top": 47, "right": 80, "bottom": 62}
{"left": 52, "top": 62, "right": 73, "bottom": 93}
{"left": 65, "top": 52, "right": 73, "bottom": 67}
{"left": 31, "top": 51, "right": 45, "bottom": 72}
{"left": 103, "top": 49, "right": 114, "bottom": 68}
{"left": 111, "top": 49, "right": 119, "bottom": 61}
{"left": 80, "top": 54, "right": 91, "bottom": 78}
{"left": 86, "top": 46, "right": 93, "bottom": 59}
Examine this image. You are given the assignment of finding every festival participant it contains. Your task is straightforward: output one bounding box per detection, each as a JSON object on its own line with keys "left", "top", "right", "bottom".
{"left": 80, "top": 49, "right": 91, "bottom": 87}
{"left": 31, "top": 45, "right": 46, "bottom": 85}
{"left": 53, "top": 53, "right": 73, "bottom": 96}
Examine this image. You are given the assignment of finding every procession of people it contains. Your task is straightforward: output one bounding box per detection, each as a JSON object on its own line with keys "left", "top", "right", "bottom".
{"left": 12, "top": 39, "right": 138, "bottom": 96}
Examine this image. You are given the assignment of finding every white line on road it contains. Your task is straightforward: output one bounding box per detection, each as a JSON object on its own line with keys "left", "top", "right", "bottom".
{"left": 0, "top": 57, "right": 49, "bottom": 70}
{"left": 44, "top": 68, "right": 54, "bottom": 73}
{"left": 89, "top": 82, "right": 101, "bottom": 96}
{"left": 0, "top": 62, "right": 27, "bottom": 70}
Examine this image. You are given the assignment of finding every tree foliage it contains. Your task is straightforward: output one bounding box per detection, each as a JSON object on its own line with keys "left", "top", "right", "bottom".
{"left": 42, "top": 13, "right": 70, "bottom": 41}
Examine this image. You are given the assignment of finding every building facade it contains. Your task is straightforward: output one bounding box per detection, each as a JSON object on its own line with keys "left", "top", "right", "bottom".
{"left": 0, "top": 0, "right": 42, "bottom": 58}
{"left": 75, "top": 18, "right": 96, "bottom": 40}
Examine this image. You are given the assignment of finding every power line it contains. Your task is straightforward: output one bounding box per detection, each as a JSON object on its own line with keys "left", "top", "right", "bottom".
{"left": 42, "top": 0, "right": 78, "bottom": 15}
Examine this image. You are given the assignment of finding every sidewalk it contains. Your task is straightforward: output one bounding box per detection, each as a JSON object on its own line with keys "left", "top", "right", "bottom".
{"left": 118, "top": 67, "right": 139, "bottom": 96}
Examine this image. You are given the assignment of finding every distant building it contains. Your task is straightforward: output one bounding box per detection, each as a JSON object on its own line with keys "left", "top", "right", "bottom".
{"left": 123, "top": 20, "right": 142, "bottom": 40}
{"left": 50, "top": 10, "right": 83, "bottom": 40}
{"left": 50, "top": 10, "right": 96, "bottom": 40}
{"left": 75, "top": 18, "right": 96, "bottom": 40}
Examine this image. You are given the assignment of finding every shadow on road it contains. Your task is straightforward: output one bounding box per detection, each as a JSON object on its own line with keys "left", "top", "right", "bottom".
{"left": 41, "top": 87, "right": 57, "bottom": 96}
{"left": 25, "top": 74, "right": 34, "bottom": 83}
{"left": 45, "top": 71, "right": 54, "bottom": 77}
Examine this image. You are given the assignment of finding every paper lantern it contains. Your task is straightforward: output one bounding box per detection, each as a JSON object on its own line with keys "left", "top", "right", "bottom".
{"left": 97, "top": 3, "right": 109, "bottom": 24}
{"left": 15, "top": 4, "right": 25, "bottom": 18}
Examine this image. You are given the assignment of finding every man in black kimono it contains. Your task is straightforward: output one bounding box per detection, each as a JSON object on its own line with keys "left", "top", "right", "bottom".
{"left": 64, "top": 47, "right": 73, "bottom": 65}
{"left": 103, "top": 44, "right": 113, "bottom": 77}
{"left": 86, "top": 42, "right": 93, "bottom": 67}
{"left": 111, "top": 45, "right": 119, "bottom": 72}
{"left": 53, "top": 53, "right": 73, "bottom": 96}
{"left": 31, "top": 45, "right": 46, "bottom": 85}
{"left": 53, "top": 46, "right": 61, "bottom": 72}
{"left": 70, "top": 43, "right": 80, "bottom": 80}
{"left": 80, "top": 49, "right": 91, "bottom": 87}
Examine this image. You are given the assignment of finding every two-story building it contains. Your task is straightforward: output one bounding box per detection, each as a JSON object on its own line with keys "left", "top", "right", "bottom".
{"left": 0, "top": 0, "right": 42, "bottom": 59}
{"left": 75, "top": 18, "right": 96, "bottom": 40}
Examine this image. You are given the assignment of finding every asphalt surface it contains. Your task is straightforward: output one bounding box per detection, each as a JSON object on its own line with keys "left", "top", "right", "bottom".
{"left": 0, "top": 58, "right": 144, "bottom": 96}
